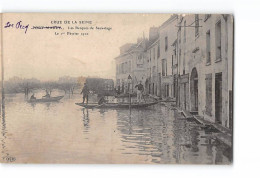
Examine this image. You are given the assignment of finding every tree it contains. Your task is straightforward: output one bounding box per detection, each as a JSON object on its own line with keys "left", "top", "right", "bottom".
{"left": 42, "top": 81, "right": 58, "bottom": 95}
{"left": 58, "top": 76, "right": 80, "bottom": 95}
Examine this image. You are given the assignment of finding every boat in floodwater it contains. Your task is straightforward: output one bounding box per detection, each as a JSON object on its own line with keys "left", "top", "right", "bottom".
{"left": 28, "top": 96, "right": 64, "bottom": 103}
{"left": 75, "top": 102, "right": 158, "bottom": 109}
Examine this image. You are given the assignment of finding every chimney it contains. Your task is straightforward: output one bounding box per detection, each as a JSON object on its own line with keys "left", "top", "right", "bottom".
{"left": 149, "top": 27, "right": 159, "bottom": 41}
{"left": 120, "top": 43, "right": 134, "bottom": 54}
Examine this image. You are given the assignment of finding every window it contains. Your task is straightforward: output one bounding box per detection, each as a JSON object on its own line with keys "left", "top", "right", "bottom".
{"left": 171, "top": 84, "right": 174, "bottom": 97}
{"left": 184, "top": 20, "right": 186, "bottom": 43}
{"left": 120, "top": 63, "right": 123, "bottom": 74}
{"left": 137, "top": 53, "right": 144, "bottom": 67}
{"left": 153, "top": 48, "right": 155, "bottom": 61}
{"left": 157, "top": 43, "right": 160, "bottom": 58}
{"left": 173, "top": 41, "right": 177, "bottom": 57}
{"left": 155, "top": 84, "right": 157, "bottom": 96}
{"left": 165, "top": 36, "right": 168, "bottom": 51}
{"left": 195, "top": 14, "right": 199, "bottom": 37}
{"left": 137, "top": 64, "right": 143, "bottom": 68}
{"left": 173, "top": 78, "right": 176, "bottom": 98}
{"left": 152, "top": 66, "right": 156, "bottom": 77}
{"left": 179, "top": 49, "right": 181, "bottom": 72}
{"left": 149, "top": 50, "right": 151, "bottom": 62}
{"left": 121, "top": 62, "right": 127, "bottom": 74}
{"left": 165, "top": 84, "right": 169, "bottom": 97}
{"left": 171, "top": 55, "right": 174, "bottom": 75}
{"left": 162, "top": 59, "right": 167, "bottom": 76}
{"left": 205, "top": 74, "right": 212, "bottom": 115}
{"left": 138, "top": 54, "right": 143, "bottom": 60}
{"left": 215, "top": 20, "right": 222, "bottom": 61}
{"left": 206, "top": 30, "right": 211, "bottom": 64}
{"left": 151, "top": 48, "right": 153, "bottom": 61}
{"left": 183, "top": 52, "right": 185, "bottom": 74}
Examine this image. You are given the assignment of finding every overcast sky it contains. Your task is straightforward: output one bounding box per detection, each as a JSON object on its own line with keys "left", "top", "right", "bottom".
{"left": 2, "top": 13, "right": 171, "bottom": 81}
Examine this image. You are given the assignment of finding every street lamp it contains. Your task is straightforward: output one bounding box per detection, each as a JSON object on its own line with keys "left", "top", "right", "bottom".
{"left": 127, "top": 75, "right": 132, "bottom": 108}
{"left": 128, "top": 75, "right": 132, "bottom": 87}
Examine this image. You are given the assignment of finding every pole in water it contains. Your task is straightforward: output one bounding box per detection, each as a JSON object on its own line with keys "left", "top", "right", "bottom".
{"left": 127, "top": 74, "right": 132, "bottom": 109}
{"left": 129, "top": 92, "right": 131, "bottom": 109}
{"left": 142, "top": 91, "right": 146, "bottom": 103}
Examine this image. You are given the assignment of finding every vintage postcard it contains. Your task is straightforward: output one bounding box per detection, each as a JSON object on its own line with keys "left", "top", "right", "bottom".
{"left": 0, "top": 13, "right": 233, "bottom": 164}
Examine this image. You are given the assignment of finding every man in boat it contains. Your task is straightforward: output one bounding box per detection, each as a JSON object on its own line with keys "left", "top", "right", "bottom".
{"left": 42, "top": 90, "right": 50, "bottom": 98}
{"left": 98, "top": 96, "right": 107, "bottom": 105}
{"left": 81, "top": 83, "right": 89, "bottom": 104}
{"left": 30, "top": 93, "right": 36, "bottom": 100}
{"left": 135, "top": 81, "right": 144, "bottom": 103}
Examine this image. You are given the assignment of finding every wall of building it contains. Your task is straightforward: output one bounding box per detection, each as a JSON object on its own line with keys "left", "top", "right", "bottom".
{"left": 146, "top": 40, "right": 160, "bottom": 96}
{"left": 177, "top": 14, "right": 233, "bottom": 129}
{"left": 115, "top": 14, "right": 233, "bottom": 129}
{"left": 115, "top": 40, "right": 147, "bottom": 94}
{"left": 158, "top": 15, "right": 178, "bottom": 98}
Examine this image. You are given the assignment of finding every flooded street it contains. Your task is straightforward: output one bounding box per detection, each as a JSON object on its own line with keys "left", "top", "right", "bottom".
{"left": 1, "top": 92, "right": 231, "bottom": 164}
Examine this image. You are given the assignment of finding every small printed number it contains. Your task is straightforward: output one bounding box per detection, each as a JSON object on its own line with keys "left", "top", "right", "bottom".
{"left": 4, "top": 156, "right": 16, "bottom": 162}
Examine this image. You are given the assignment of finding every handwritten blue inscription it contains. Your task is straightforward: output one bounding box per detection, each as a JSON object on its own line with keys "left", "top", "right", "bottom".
{"left": 4, "top": 21, "right": 29, "bottom": 34}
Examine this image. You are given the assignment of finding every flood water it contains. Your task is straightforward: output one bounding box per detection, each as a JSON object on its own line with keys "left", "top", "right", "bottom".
{"left": 1, "top": 91, "right": 232, "bottom": 164}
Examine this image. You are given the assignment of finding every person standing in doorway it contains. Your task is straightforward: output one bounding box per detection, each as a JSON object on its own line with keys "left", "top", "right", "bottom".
{"left": 81, "top": 83, "right": 89, "bottom": 104}
{"left": 135, "top": 81, "right": 144, "bottom": 103}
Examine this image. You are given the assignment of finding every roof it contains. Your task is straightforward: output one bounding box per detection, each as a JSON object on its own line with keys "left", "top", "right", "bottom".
{"left": 146, "top": 37, "right": 159, "bottom": 50}
{"left": 159, "top": 14, "right": 178, "bottom": 30}
{"left": 115, "top": 38, "right": 147, "bottom": 59}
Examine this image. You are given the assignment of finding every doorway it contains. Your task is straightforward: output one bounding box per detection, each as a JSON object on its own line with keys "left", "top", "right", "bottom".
{"left": 190, "top": 68, "right": 198, "bottom": 112}
{"left": 215, "top": 73, "right": 222, "bottom": 124}
{"left": 165, "top": 84, "right": 169, "bottom": 98}
{"left": 152, "top": 83, "right": 155, "bottom": 95}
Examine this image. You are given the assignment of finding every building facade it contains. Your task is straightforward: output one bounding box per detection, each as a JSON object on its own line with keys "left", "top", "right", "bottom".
{"left": 145, "top": 27, "right": 160, "bottom": 97}
{"left": 158, "top": 15, "right": 179, "bottom": 99}
{"left": 115, "top": 14, "right": 233, "bottom": 129}
{"left": 176, "top": 14, "right": 233, "bottom": 129}
{"left": 115, "top": 38, "right": 147, "bottom": 94}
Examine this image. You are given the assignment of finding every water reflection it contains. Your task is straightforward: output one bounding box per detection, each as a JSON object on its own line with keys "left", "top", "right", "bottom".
{"left": 1, "top": 92, "right": 231, "bottom": 164}
{"left": 82, "top": 108, "right": 90, "bottom": 139}
{"left": 1, "top": 93, "right": 10, "bottom": 162}
{"left": 115, "top": 106, "right": 231, "bottom": 164}
{"left": 116, "top": 107, "right": 175, "bottom": 163}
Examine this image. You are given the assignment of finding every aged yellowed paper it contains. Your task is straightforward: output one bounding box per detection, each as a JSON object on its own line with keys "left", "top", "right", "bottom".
{"left": 0, "top": 13, "right": 233, "bottom": 164}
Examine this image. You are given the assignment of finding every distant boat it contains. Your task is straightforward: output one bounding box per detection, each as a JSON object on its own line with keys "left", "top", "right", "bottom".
{"left": 75, "top": 102, "right": 158, "bottom": 109}
{"left": 28, "top": 96, "right": 64, "bottom": 103}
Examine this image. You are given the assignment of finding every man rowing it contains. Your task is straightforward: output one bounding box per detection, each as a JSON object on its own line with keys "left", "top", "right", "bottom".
{"left": 30, "top": 93, "right": 36, "bottom": 100}
{"left": 135, "top": 81, "right": 144, "bottom": 103}
{"left": 42, "top": 89, "right": 50, "bottom": 98}
{"left": 81, "top": 82, "right": 89, "bottom": 104}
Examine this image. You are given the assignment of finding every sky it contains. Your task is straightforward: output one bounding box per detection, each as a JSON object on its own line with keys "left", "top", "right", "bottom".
{"left": 2, "top": 13, "right": 171, "bottom": 81}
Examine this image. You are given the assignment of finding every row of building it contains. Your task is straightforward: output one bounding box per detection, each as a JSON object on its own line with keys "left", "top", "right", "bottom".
{"left": 115, "top": 14, "right": 233, "bottom": 130}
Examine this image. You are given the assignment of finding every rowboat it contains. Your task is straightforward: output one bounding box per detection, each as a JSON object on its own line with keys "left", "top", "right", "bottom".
{"left": 75, "top": 102, "right": 158, "bottom": 109}
{"left": 28, "top": 96, "right": 64, "bottom": 103}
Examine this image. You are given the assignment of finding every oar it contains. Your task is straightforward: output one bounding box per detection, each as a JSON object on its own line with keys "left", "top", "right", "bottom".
{"left": 142, "top": 92, "right": 146, "bottom": 103}
{"left": 93, "top": 103, "right": 105, "bottom": 109}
